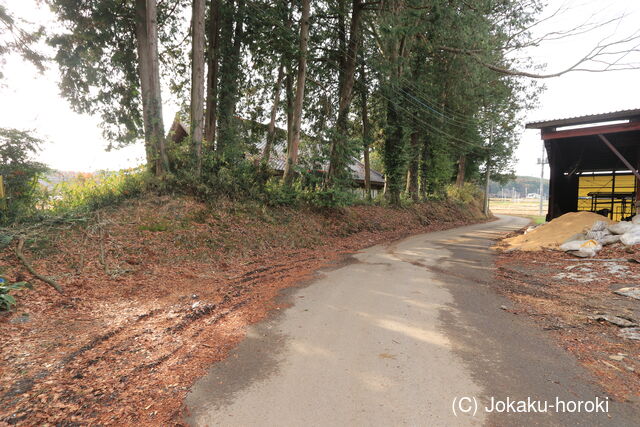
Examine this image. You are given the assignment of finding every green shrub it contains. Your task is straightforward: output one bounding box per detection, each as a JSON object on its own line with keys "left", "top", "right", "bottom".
{"left": 0, "top": 128, "right": 49, "bottom": 225}
{"left": 263, "top": 178, "right": 300, "bottom": 206}
{"left": 446, "top": 182, "right": 481, "bottom": 204}
{"left": 168, "top": 145, "right": 263, "bottom": 201}
{"left": 0, "top": 277, "right": 32, "bottom": 311}
{"left": 302, "top": 186, "right": 355, "bottom": 208}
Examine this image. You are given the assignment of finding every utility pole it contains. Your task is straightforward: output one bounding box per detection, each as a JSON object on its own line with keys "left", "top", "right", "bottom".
{"left": 483, "top": 123, "right": 493, "bottom": 216}
{"left": 537, "top": 141, "right": 548, "bottom": 216}
{"left": 483, "top": 162, "right": 491, "bottom": 216}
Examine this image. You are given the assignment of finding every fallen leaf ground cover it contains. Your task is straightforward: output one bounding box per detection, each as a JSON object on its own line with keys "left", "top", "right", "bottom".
{"left": 495, "top": 231, "right": 640, "bottom": 403}
{"left": 0, "top": 196, "right": 486, "bottom": 425}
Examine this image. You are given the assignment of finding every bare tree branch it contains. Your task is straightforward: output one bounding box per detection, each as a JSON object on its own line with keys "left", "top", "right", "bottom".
{"left": 439, "top": 26, "right": 640, "bottom": 79}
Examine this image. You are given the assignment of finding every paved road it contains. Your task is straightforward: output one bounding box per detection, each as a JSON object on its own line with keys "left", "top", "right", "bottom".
{"left": 185, "top": 215, "right": 639, "bottom": 426}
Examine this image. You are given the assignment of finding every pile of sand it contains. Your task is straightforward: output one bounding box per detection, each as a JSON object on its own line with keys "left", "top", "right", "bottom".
{"left": 502, "top": 211, "right": 612, "bottom": 251}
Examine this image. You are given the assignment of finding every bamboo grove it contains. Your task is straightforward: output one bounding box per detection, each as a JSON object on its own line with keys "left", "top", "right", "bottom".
{"left": 47, "top": 0, "right": 541, "bottom": 205}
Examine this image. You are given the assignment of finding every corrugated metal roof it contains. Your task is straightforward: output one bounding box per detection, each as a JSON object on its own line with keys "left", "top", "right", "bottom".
{"left": 525, "top": 108, "right": 640, "bottom": 129}
{"left": 253, "top": 140, "right": 385, "bottom": 184}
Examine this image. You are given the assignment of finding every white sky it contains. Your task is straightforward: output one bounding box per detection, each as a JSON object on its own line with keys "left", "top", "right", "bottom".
{"left": 0, "top": 0, "right": 639, "bottom": 175}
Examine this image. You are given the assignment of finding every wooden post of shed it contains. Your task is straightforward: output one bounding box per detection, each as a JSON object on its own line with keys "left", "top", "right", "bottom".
{"left": 545, "top": 140, "right": 556, "bottom": 221}
{"left": 611, "top": 170, "right": 616, "bottom": 220}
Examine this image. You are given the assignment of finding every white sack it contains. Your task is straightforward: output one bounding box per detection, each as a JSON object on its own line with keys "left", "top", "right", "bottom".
{"left": 608, "top": 221, "right": 635, "bottom": 235}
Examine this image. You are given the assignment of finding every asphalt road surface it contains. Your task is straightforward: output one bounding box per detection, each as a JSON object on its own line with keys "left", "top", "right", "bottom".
{"left": 185, "top": 215, "right": 640, "bottom": 426}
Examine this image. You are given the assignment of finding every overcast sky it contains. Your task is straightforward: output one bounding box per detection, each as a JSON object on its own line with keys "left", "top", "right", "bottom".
{"left": 1, "top": 0, "right": 639, "bottom": 177}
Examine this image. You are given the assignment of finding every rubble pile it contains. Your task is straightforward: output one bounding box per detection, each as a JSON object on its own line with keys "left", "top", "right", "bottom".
{"left": 559, "top": 214, "right": 640, "bottom": 257}
{"left": 501, "top": 211, "right": 611, "bottom": 251}
{"left": 502, "top": 210, "right": 640, "bottom": 257}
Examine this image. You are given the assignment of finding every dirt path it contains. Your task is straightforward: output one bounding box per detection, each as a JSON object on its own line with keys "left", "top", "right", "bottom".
{"left": 184, "top": 216, "right": 640, "bottom": 426}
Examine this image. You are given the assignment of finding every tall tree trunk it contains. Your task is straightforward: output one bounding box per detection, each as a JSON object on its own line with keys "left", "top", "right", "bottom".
{"left": 135, "top": 0, "right": 168, "bottom": 176}
{"left": 283, "top": 0, "right": 310, "bottom": 184}
{"left": 384, "top": 97, "right": 404, "bottom": 206}
{"left": 134, "top": 0, "right": 153, "bottom": 167}
{"left": 283, "top": 2, "right": 294, "bottom": 159}
{"left": 456, "top": 154, "right": 466, "bottom": 187}
{"left": 190, "top": 0, "right": 206, "bottom": 175}
{"left": 285, "top": 68, "right": 293, "bottom": 154}
{"left": 407, "top": 130, "right": 419, "bottom": 201}
{"left": 360, "top": 62, "right": 371, "bottom": 200}
{"left": 262, "top": 63, "right": 285, "bottom": 166}
{"left": 327, "top": 0, "right": 363, "bottom": 184}
{"left": 336, "top": 0, "right": 347, "bottom": 97}
{"left": 204, "top": 0, "right": 221, "bottom": 147}
{"left": 147, "top": 0, "right": 169, "bottom": 174}
{"left": 216, "top": 0, "right": 244, "bottom": 153}
{"left": 419, "top": 137, "right": 429, "bottom": 199}
{"left": 363, "top": 140, "right": 371, "bottom": 199}
{"left": 215, "top": 1, "right": 233, "bottom": 152}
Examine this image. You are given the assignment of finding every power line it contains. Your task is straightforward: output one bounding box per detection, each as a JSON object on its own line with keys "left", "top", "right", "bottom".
{"left": 247, "top": 1, "right": 483, "bottom": 129}
{"left": 243, "top": 1, "right": 488, "bottom": 151}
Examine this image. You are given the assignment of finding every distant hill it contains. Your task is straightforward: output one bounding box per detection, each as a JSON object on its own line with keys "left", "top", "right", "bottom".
{"left": 489, "top": 176, "right": 549, "bottom": 198}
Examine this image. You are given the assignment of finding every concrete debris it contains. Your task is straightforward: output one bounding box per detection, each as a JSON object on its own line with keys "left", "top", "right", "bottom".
{"left": 560, "top": 239, "right": 603, "bottom": 258}
{"left": 609, "top": 354, "right": 626, "bottom": 361}
{"left": 619, "top": 328, "right": 640, "bottom": 340}
{"left": 585, "top": 229, "right": 611, "bottom": 240}
{"left": 560, "top": 239, "right": 601, "bottom": 252}
{"left": 591, "top": 220, "right": 609, "bottom": 232}
{"left": 608, "top": 221, "right": 635, "bottom": 235}
{"left": 599, "top": 234, "right": 621, "bottom": 246}
{"left": 605, "top": 263, "right": 629, "bottom": 275}
{"left": 567, "top": 250, "right": 593, "bottom": 258}
{"left": 564, "top": 263, "right": 592, "bottom": 271}
{"left": 613, "top": 286, "right": 640, "bottom": 300}
{"left": 589, "top": 314, "right": 638, "bottom": 328}
{"left": 620, "top": 230, "right": 640, "bottom": 246}
{"left": 554, "top": 268, "right": 597, "bottom": 283}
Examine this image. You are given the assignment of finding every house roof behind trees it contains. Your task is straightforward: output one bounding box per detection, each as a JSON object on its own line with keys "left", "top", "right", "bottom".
{"left": 252, "top": 140, "right": 385, "bottom": 187}
{"left": 168, "top": 119, "right": 385, "bottom": 187}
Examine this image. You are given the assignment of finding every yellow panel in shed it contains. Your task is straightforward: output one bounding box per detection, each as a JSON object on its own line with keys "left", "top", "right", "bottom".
{"left": 577, "top": 174, "right": 636, "bottom": 221}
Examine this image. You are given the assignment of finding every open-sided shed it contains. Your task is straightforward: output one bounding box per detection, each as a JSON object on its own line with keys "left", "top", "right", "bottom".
{"left": 527, "top": 109, "right": 640, "bottom": 221}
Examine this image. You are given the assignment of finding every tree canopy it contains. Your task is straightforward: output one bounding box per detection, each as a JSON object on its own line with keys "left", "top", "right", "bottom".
{"left": 37, "top": 0, "right": 639, "bottom": 204}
